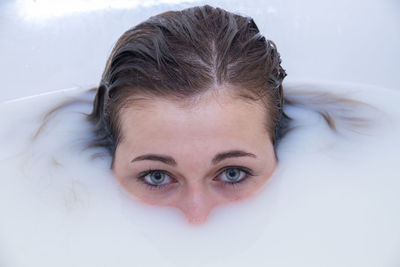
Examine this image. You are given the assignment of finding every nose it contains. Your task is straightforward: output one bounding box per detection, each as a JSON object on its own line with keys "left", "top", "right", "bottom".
{"left": 176, "top": 184, "right": 218, "bottom": 225}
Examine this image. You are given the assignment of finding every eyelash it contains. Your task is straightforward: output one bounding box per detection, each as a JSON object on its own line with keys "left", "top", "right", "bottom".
{"left": 135, "top": 166, "right": 255, "bottom": 191}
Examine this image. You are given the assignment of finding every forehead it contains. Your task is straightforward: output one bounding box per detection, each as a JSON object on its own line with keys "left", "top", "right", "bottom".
{"left": 118, "top": 89, "right": 270, "bottom": 150}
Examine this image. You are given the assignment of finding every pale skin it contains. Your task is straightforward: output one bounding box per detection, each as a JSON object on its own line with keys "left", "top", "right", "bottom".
{"left": 113, "top": 87, "right": 277, "bottom": 225}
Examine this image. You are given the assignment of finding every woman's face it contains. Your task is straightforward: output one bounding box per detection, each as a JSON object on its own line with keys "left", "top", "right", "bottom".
{"left": 113, "top": 88, "right": 277, "bottom": 224}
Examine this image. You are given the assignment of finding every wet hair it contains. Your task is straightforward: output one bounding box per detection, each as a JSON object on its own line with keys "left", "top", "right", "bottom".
{"left": 33, "top": 4, "right": 374, "bottom": 168}
{"left": 88, "top": 4, "right": 289, "bottom": 166}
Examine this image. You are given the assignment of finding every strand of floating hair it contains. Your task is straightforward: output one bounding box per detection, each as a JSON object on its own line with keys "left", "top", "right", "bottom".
{"left": 1, "top": 87, "right": 84, "bottom": 105}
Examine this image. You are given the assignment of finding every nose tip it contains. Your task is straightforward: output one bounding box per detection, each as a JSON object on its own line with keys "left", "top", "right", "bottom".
{"left": 182, "top": 200, "right": 213, "bottom": 225}
{"left": 178, "top": 186, "right": 216, "bottom": 225}
{"left": 183, "top": 208, "right": 212, "bottom": 226}
{"left": 187, "top": 216, "right": 207, "bottom": 225}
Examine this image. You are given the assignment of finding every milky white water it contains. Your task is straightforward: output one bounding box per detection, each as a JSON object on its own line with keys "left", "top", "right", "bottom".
{"left": 1, "top": 0, "right": 400, "bottom": 266}
{"left": 0, "top": 81, "right": 399, "bottom": 266}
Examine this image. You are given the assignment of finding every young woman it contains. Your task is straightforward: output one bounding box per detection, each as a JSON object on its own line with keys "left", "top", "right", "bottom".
{"left": 37, "top": 4, "right": 370, "bottom": 224}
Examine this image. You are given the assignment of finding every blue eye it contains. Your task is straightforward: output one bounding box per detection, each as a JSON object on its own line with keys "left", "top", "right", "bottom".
{"left": 219, "top": 167, "right": 247, "bottom": 183}
{"left": 143, "top": 171, "right": 172, "bottom": 186}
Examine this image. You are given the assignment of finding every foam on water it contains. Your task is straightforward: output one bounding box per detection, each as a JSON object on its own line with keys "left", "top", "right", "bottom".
{"left": 1, "top": 81, "right": 399, "bottom": 266}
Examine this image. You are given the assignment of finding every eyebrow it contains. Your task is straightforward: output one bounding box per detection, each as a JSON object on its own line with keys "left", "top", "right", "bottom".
{"left": 130, "top": 150, "right": 257, "bottom": 166}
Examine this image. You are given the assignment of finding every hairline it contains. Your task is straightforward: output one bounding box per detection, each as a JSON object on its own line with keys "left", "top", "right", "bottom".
{"left": 114, "top": 84, "right": 273, "bottom": 145}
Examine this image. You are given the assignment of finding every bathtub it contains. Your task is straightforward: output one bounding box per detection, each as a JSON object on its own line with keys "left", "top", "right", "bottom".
{"left": 1, "top": 0, "right": 399, "bottom": 266}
